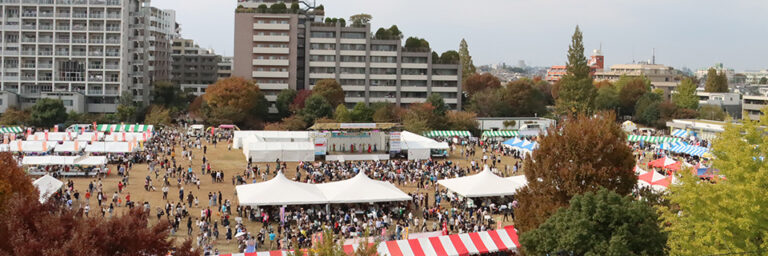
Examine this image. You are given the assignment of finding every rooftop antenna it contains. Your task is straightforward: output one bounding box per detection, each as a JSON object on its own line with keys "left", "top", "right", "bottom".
{"left": 652, "top": 48, "right": 656, "bottom": 64}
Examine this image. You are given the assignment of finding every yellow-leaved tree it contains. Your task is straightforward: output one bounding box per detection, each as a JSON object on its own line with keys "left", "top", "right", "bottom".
{"left": 660, "top": 112, "right": 768, "bottom": 255}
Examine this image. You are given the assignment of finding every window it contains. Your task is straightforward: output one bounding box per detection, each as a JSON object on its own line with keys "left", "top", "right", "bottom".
{"left": 370, "top": 56, "right": 396, "bottom": 63}
{"left": 370, "top": 79, "right": 396, "bottom": 86}
{"left": 433, "top": 69, "right": 458, "bottom": 75}
{"left": 345, "top": 91, "right": 365, "bottom": 97}
{"left": 432, "top": 81, "right": 457, "bottom": 87}
{"left": 436, "top": 92, "right": 457, "bottom": 99}
{"left": 310, "top": 31, "right": 335, "bottom": 38}
{"left": 310, "top": 43, "right": 335, "bottom": 50}
{"left": 309, "top": 67, "right": 335, "bottom": 73}
{"left": 340, "top": 79, "right": 365, "bottom": 85}
{"left": 402, "top": 92, "right": 427, "bottom": 98}
{"left": 370, "top": 91, "right": 394, "bottom": 98}
{"left": 340, "top": 56, "right": 365, "bottom": 62}
{"left": 402, "top": 69, "right": 427, "bottom": 75}
{"left": 402, "top": 57, "right": 427, "bottom": 63}
{"left": 402, "top": 80, "right": 427, "bottom": 86}
{"left": 340, "top": 67, "right": 365, "bottom": 74}
{"left": 371, "top": 44, "right": 396, "bottom": 51}
{"left": 341, "top": 32, "right": 365, "bottom": 39}
{"left": 309, "top": 55, "right": 336, "bottom": 62}
{"left": 370, "top": 68, "right": 396, "bottom": 75}
{"left": 340, "top": 44, "right": 365, "bottom": 51}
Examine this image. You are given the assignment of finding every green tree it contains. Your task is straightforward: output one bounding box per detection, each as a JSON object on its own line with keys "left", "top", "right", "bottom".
{"left": 438, "top": 50, "right": 460, "bottom": 64}
{"left": 404, "top": 37, "right": 429, "bottom": 52}
{"left": 760, "top": 77, "right": 768, "bottom": 84}
{"left": 515, "top": 113, "right": 636, "bottom": 232}
{"left": 28, "top": 98, "right": 67, "bottom": 128}
{"left": 698, "top": 104, "right": 727, "bottom": 121}
{"left": 116, "top": 94, "right": 137, "bottom": 122}
{"left": 660, "top": 114, "right": 768, "bottom": 255}
{"left": 555, "top": 26, "right": 596, "bottom": 116}
{"left": 374, "top": 28, "right": 392, "bottom": 40}
{"left": 290, "top": 2, "right": 299, "bottom": 13}
{"left": 313, "top": 79, "right": 345, "bottom": 108}
{"left": 705, "top": 68, "right": 728, "bottom": 92}
{"left": 0, "top": 108, "right": 29, "bottom": 126}
{"left": 350, "top": 102, "right": 373, "bottom": 122}
{"left": 403, "top": 102, "right": 438, "bottom": 133}
{"left": 467, "top": 79, "right": 546, "bottom": 117}
{"left": 431, "top": 51, "right": 439, "bottom": 64}
{"left": 521, "top": 189, "right": 667, "bottom": 256}
{"left": 458, "top": 39, "right": 476, "bottom": 80}
{"left": 634, "top": 92, "right": 663, "bottom": 127}
{"left": 276, "top": 89, "right": 297, "bottom": 119}
{"left": 269, "top": 2, "right": 287, "bottom": 13}
{"left": 299, "top": 94, "right": 333, "bottom": 124}
{"left": 462, "top": 73, "right": 501, "bottom": 98}
{"left": 594, "top": 84, "right": 619, "bottom": 111}
{"left": 426, "top": 93, "right": 447, "bottom": 116}
{"left": 152, "top": 80, "right": 189, "bottom": 112}
{"left": 144, "top": 105, "right": 172, "bottom": 126}
{"left": 349, "top": 13, "right": 372, "bottom": 27}
{"left": 387, "top": 25, "right": 402, "bottom": 39}
{"left": 256, "top": 4, "right": 268, "bottom": 13}
{"left": 445, "top": 110, "right": 479, "bottom": 135}
{"left": 333, "top": 105, "right": 351, "bottom": 122}
{"left": 372, "top": 103, "right": 400, "bottom": 123}
{"left": 618, "top": 78, "right": 649, "bottom": 116}
{"left": 672, "top": 77, "right": 699, "bottom": 110}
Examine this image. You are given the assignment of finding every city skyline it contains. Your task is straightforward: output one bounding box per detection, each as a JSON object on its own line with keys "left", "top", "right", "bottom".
{"left": 154, "top": 0, "right": 768, "bottom": 72}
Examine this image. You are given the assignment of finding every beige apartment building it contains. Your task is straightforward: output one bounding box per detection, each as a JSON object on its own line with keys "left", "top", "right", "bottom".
{"left": 594, "top": 63, "right": 681, "bottom": 100}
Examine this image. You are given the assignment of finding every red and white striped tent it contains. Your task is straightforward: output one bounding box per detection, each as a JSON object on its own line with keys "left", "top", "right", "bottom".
{"left": 218, "top": 226, "right": 520, "bottom": 256}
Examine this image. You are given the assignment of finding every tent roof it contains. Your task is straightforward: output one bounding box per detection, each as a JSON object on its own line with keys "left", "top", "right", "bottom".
{"left": 438, "top": 166, "right": 524, "bottom": 197}
{"left": 54, "top": 141, "right": 86, "bottom": 152}
{"left": 401, "top": 131, "right": 449, "bottom": 150}
{"left": 316, "top": 172, "right": 411, "bottom": 203}
{"left": 235, "top": 171, "right": 328, "bottom": 206}
{"left": 85, "top": 142, "right": 138, "bottom": 153}
{"left": 308, "top": 123, "right": 400, "bottom": 131}
{"left": 21, "top": 156, "right": 107, "bottom": 166}
{"left": 33, "top": 174, "right": 63, "bottom": 203}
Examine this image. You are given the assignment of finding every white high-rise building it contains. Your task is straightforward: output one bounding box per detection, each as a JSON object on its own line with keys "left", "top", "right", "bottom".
{"left": 0, "top": 0, "right": 175, "bottom": 113}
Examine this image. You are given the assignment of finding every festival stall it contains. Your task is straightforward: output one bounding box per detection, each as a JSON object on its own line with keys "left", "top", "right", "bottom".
{"left": 506, "top": 175, "right": 529, "bottom": 189}
{"left": 647, "top": 156, "right": 681, "bottom": 171}
{"left": 0, "top": 126, "right": 23, "bottom": 134}
{"left": 236, "top": 171, "right": 328, "bottom": 206}
{"left": 85, "top": 141, "right": 139, "bottom": 153}
{"left": 218, "top": 226, "right": 521, "bottom": 256}
{"left": 502, "top": 138, "right": 539, "bottom": 154}
{"left": 10, "top": 140, "right": 56, "bottom": 153}
{"left": 28, "top": 132, "right": 75, "bottom": 141}
{"left": 481, "top": 130, "right": 519, "bottom": 139}
{"left": 96, "top": 124, "right": 153, "bottom": 133}
{"left": 627, "top": 135, "right": 680, "bottom": 144}
{"left": 54, "top": 141, "right": 87, "bottom": 153}
{"left": 438, "top": 166, "right": 525, "bottom": 197}
{"left": 242, "top": 141, "right": 315, "bottom": 162}
{"left": 33, "top": 174, "right": 63, "bottom": 203}
{"left": 75, "top": 132, "right": 105, "bottom": 141}
{"left": 621, "top": 121, "right": 638, "bottom": 132}
{"left": 22, "top": 155, "right": 108, "bottom": 176}
{"left": 316, "top": 172, "right": 411, "bottom": 204}
{"left": 423, "top": 130, "right": 472, "bottom": 138}
{"left": 104, "top": 132, "right": 151, "bottom": 142}
{"left": 400, "top": 131, "right": 450, "bottom": 160}
{"left": 636, "top": 169, "right": 672, "bottom": 191}
{"left": 669, "top": 144, "right": 709, "bottom": 157}
{"left": 671, "top": 129, "right": 695, "bottom": 138}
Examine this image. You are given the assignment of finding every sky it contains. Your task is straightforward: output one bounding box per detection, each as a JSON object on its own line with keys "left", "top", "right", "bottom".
{"left": 153, "top": 0, "right": 768, "bottom": 72}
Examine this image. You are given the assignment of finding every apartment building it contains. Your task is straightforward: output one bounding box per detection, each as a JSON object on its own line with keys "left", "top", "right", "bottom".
{"left": 742, "top": 95, "right": 768, "bottom": 120}
{"left": 172, "top": 37, "right": 219, "bottom": 96}
{"left": 696, "top": 91, "right": 741, "bottom": 119}
{"left": 545, "top": 49, "right": 603, "bottom": 83}
{"left": 594, "top": 63, "right": 680, "bottom": 100}
{"left": 217, "top": 56, "right": 231, "bottom": 80}
{"left": 233, "top": 3, "right": 463, "bottom": 111}
{"left": 304, "top": 23, "right": 463, "bottom": 110}
{"left": 0, "top": 0, "right": 173, "bottom": 113}
{"left": 128, "top": 0, "right": 174, "bottom": 104}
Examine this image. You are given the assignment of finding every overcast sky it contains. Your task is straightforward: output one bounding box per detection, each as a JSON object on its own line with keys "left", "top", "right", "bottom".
{"left": 153, "top": 0, "right": 768, "bottom": 72}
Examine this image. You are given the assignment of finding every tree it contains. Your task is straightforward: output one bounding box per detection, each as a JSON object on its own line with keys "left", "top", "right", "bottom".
{"left": 371, "top": 103, "right": 401, "bottom": 123}
{"left": 515, "top": 113, "right": 636, "bottom": 232}
{"left": 698, "top": 104, "right": 727, "bottom": 121}
{"left": 535, "top": 80, "right": 555, "bottom": 106}
{"left": 445, "top": 111, "right": 479, "bottom": 135}
{"left": 431, "top": 51, "right": 439, "bottom": 64}
{"left": 350, "top": 102, "right": 373, "bottom": 122}
{"left": 426, "top": 94, "right": 447, "bottom": 117}
{"left": 458, "top": 39, "right": 476, "bottom": 80}
{"left": 618, "top": 78, "right": 649, "bottom": 116}
{"left": 349, "top": 13, "right": 372, "bottom": 27}
{"left": 704, "top": 68, "right": 728, "bottom": 92}
{"left": 387, "top": 25, "right": 402, "bottom": 39}
{"left": 504, "top": 79, "right": 547, "bottom": 117}
{"left": 282, "top": 115, "right": 308, "bottom": 130}
{"left": 299, "top": 94, "right": 333, "bottom": 124}
{"left": 760, "top": 77, "right": 768, "bottom": 84}
{"left": 201, "top": 77, "right": 268, "bottom": 127}
{"left": 313, "top": 79, "right": 345, "bottom": 108}
{"left": 28, "top": 98, "right": 67, "bottom": 128}
{"left": 269, "top": 2, "right": 287, "bottom": 13}
{"left": 374, "top": 28, "right": 391, "bottom": 40}
{"left": 334, "top": 105, "right": 351, "bottom": 122}
{"left": 634, "top": 92, "right": 662, "bottom": 127}
{"left": 276, "top": 89, "right": 297, "bottom": 119}
{"left": 144, "top": 105, "right": 172, "bottom": 126}
{"left": 595, "top": 84, "right": 620, "bottom": 111}
{"left": 672, "top": 77, "right": 699, "bottom": 110}
{"left": 438, "top": 50, "right": 459, "bottom": 64}
{"left": 660, "top": 114, "right": 768, "bottom": 255}
{"left": 404, "top": 37, "right": 429, "bottom": 52}
{"left": 290, "top": 2, "right": 299, "bottom": 13}
{"left": 521, "top": 189, "right": 667, "bottom": 256}
{"left": 291, "top": 90, "right": 313, "bottom": 111}
{"left": 403, "top": 103, "right": 437, "bottom": 133}
{"left": 152, "top": 81, "right": 189, "bottom": 112}
{"left": 0, "top": 108, "right": 29, "bottom": 126}
{"left": 116, "top": 94, "right": 137, "bottom": 123}
{"left": 0, "top": 153, "right": 36, "bottom": 213}
{"left": 462, "top": 73, "right": 501, "bottom": 98}
{"left": 555, "top": 26, "right": 596, "bottom": 116}
{"left": 256, "top": 4, "right": 268, "bottom": 13}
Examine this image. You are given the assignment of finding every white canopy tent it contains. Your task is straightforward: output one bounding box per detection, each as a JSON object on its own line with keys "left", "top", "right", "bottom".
{"left": 506, "top": 175, "right": 529, "bottom": 192}
{"left": 21, "top": 156, "right": 108, "bottom": 166}
{"left": 243, "top": 141, "right": 314, "bottom": 162}
{"left": 316, "top": 172, "right": 411, "bottom": 203}
{"left": 234, "top": 131, "right": 313, "bottom": 149}
{"left": 33, "top": 174, "right": 63, "bottom": 203}
{"left": 235, "top": 171, "right": 328, "bottom": 206}
{"left": 438, "top": 166, "right": 524, "bottom": 197}
{"left": 27, "top": 132, "right": 75, "bottom": 141}
{"left": 54, "top": 141, "right": 86, "bottom": 153}
{"left": 85, "top": 141, "right": 139, "bottom": 153}
{"left": 10, "top": 140, "right": 56, "bottom": 153}
{"left": 75, "top": 132, "right": 105, "bottom": 141}
{"left": 104, "top": 132, "right": 150, "bottom": 142}
{"left": 400, "top": 131, "right": 449, "bottom": 160}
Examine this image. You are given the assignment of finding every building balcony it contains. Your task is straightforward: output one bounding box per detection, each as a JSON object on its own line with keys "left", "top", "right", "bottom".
{"left": 339, "top": 73, "right": 365, "bottom": 79}
{"left": 370, "top": 62, "right": 397, "bottom": 68}
{"left": 401, "top": 75, "right": 428, "bottom": 80}
{"left": 252, "top": 47, "right": 289, "bottom": 54}
{"left": 308, "top": 61, "right": 335, "bottom": 67}
{"left": 253, "top": 59, "right": 290, "bottom": 66}
{"left": 252, "top": 23, "right": 289, "bottom": 30}
{"left": 257, "top": 83, "right": 289, "bottom": 90}
{"left": 370, "top": 74, "right": 397, "bottom": 80}
{"left": 346, "top": 97, "right": 365, "bottom": 103}
{"left": 309, "top": 38, "right": 336, "bottom": 44}
{"left": 308, "top": 73, "right": 335, "bottom": 79}
{"left": 339, "top": 62, "right": 366, "bottom": 68}
{"left": 253, "top": 35, "right": 290, "bottom": 42}
{"left": 370, "top": 50, "right": 398, "bottom": 57}
{"left": 402, "top": 63, "right": 428, "bottom": 69}
{"left": 252, "top": 71, "right": 288, "bottom": 78}
{"left": 339, "top": 50, "right": 366, "bottom": 56}
{"left": 432, "top": 75, "right": 458, "bottom": 81}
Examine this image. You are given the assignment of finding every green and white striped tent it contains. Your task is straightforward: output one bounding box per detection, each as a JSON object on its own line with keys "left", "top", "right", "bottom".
{"left": 481, "top": 130, "right": 519, "bottom": 138}
{"left": 627, "top": 135, "right": 680, "bottom": 144}
{"left": 0, "top": 126, "right": 23, "bottom": 133}
{"left": 96, "top": 124, "right": 154, "bottom": 133}
{"left": 423, "top": 130, "right": 472, "bottom": 137}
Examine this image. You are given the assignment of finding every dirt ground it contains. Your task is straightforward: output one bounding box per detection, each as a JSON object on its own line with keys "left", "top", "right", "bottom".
{"left": 60, "top": 139, "right": 523, "bottom": 254}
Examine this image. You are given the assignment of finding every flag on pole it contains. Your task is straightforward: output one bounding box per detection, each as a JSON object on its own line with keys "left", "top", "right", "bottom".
{"left": 53, "top": 125, "right": 58, "bottom": 132}
{"left": 26, "top": 128, "right": 32, "bottom": 138}
{"left": 211, "top": 127, "right": 215, "bottom": 136}
{"left": 74, "top": 140, "right": 79, "bottom": 151}
{"left": 42, "top": 141, "right": 47, "bottom": 152}
{"left": 92, "top": 133, "right": 97, "bottom": 142}
{"left": 11, "top": 133, "right": 15, "bottom": 141}
{"left": 17, "top": 140, "right": 22, "bottom": 152}
{"left": 122, "top": 132, "right": 126, "bottom": 142}
{"left": 3, "top": 135, "right": 8, "bottom": 144}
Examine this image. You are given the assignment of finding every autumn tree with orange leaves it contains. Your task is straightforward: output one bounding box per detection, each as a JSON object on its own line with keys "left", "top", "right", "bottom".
{"left": 514, "top": 113, "right": 637, "bottom": 233}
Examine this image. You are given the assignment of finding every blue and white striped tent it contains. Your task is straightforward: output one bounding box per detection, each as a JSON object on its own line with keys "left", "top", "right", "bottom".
{"left": 671, "top": 129, "right": 695, "bottom": 138}
{"left": 502, "top": 138, "right": 538, "bottom": 152}
{"left": 671, "top": 145, "right": 709, "bottom": 157}
{"left": 660, "top": 141, "right": 688, "bottom": 150}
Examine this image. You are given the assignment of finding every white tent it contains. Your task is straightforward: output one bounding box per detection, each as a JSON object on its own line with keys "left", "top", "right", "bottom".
{"left": 27, "top": 132, "right": 75, "bottom": 141}
{"left": 400, "top": 131, "right": 449, "bottom": 160}
{"left": 316, "top": 172, "right": 411, "bottom": 203}
{"left": 85, "top": 141, "right": 139, "bottom": 153}
{"left": 33, "top": 174, "right": 63, "bottom": 203}
{"left": 21, "top": 155, "right": 107, "bottom": 166}
{"left": 104, "top": 132, "right": 149, "bottom": 142}
{"left": 54, "top": 141, "right": 86, "bottom": 153}
{"left": 10, "top": 140, "right": 56, "bottom": 153}
{"left": 243, "top": 141, "right": 314, "bottom": 162}
{"left": 438, "top": 166, "right": 524, "bottom": 197}
{"left": 506, "top": 175, "right": 529, "bottom": 192}
{"left": 236, "top": 171, "right": 328, "bottom": 206}
{"left": 75, "top": 132, "right": 105, "bottom": 141}
{"left": 234, "top": 131, "right": 313, "bottom": 149}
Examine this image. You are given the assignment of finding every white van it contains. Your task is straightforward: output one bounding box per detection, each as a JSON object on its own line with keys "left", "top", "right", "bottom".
{"left": 188, "top": 124, "right": 205, "bottom": 136}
